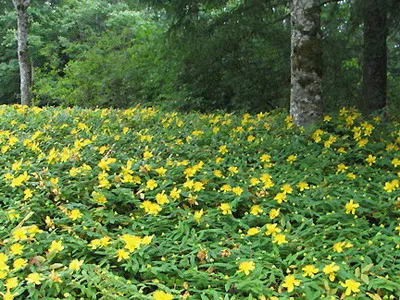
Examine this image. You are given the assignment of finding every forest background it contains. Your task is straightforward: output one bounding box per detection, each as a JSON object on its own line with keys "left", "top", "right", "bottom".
{"left": 0, "top": 0, "right": 399, "bottom": 115}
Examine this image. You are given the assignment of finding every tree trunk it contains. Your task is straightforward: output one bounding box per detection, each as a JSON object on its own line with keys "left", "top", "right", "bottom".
{"left": 12, "top": 0, "right": 31, "bottom": 106}
{"left": 290, "top": 0, "right": 323, "bottom": 126}
{"left": 360, "top": 0, "right": 387, "bottom": 114}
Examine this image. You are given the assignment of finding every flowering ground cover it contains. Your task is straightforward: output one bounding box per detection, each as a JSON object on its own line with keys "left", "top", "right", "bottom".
{"left": 0, "top": 104, "right": 399, "bottom": 299}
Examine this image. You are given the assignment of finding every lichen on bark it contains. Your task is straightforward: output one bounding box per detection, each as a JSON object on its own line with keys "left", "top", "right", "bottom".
{"left": 12, "top": 0, "right": 31, "bottom": 106}
{"left": 290, "top": 0, "right": 323, "bottom": 126}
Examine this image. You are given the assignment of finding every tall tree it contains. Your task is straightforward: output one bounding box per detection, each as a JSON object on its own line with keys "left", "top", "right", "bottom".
{"left": 12, "top": 0, "right": 31, "bottom": 106}
{"left": 360, "top": 0, "right": 387, "bottom": 114}
{"left": 290, "top": 0, "right": 323, "bottom": 126}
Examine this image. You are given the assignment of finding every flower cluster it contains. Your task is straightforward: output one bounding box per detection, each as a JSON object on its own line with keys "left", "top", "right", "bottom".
{"left": 0, "top": 105, "right": 398, "bottom": 299}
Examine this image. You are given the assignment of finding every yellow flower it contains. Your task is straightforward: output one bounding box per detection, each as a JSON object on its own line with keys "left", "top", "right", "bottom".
{"left": 184, "top": 166, "right": 196, "bottom": 178}
{"left": 183, "top": 180, "right": 194, "bottom": 190}
{"left": 396, "top": 224, "right": 400, "bottom": 235}
{"left": 213, "top": 170, "right": 223, "bottom": 178}
{"left": 312, "top": 129, "right": 324, "bottom": 142}
{"left": 0, "top": 271, "right": 7, "bottom": 279}
{"left": 155, "top": 167, "right": 167, "bottom": 176}
{"left": 0, "top": 253, "right": 9, "bottom": 264}
{"left": 220, "top": 184, "right": 232, "bottom": 192}
{"left": 228, "top": 166, "right": 239, "bottom": 175}
{"left": 302, "top": 264, "right": 319, "bottom": 277}
{"left": 260, "top": 173, "right": 274, "bottom": 188}
{"left": 297, "top": 182, "right": 309, "bottom": 191}
{"left": 115, "top": 249, "right": 130, "bottom": 262}
{"left": 247, "top": 135, "right": 255, "bottom": 142}
{"left": 155, "top": 191, "right": 169, "bottom": 205}
{"left": 345, "top": 199, "right": 359, "bottom": 214}
{"left": 10, "top": 172, "right": 30, "bottom": 187}
{"left": 281, "top": 184, "right": 293, "bottom": 194}
{"left": 45, "top": 216, "right": 55, "bottom": 230}
{"left": 219, "top": 203, "right": 232, "bottom": 215}
{"left": 7, "top": 162, "right": 17, "bottom": 172}
{"left": 357, "top": 138, "right": 368, "bottom": 147}
{"left": 121, "top": 234, "right": 142, "bottom": 252}
{"left": 49, "top": 271, "right": 63, "bottom": 283}
{"left": 140, "top": 201, "right": 162, "bottom": 215}
{"left": 260, "top": 154, "right": 271, "bottom": 162}
{"left": 98, "top": 171, "right": 111, "bottom": 189}
{"left": 69, "top": 167, "right": 80, "bottom": 176}
{"left": 282, "top": 274, "right": 301, "bottom": 292}
{"left": 269, "top": 208, "right": 280, "bottom": 220}
{"left": 12, "top": 228, "right": 27, "bottom": 241}
{"left": 169, "top": 187, "right": 181, "bottom": 200}
{"left": 2, "top": 290, "right": 17, "bottom": 300}
{"left": 97, "top": 157, "right": 116, "bottom": 171}
{"left": 286, "top": 155, "right": 297, "bottom": 164}
{"left": 365, "top": 154, "right": 376, "bottom": 166}
{"left": 232, "top": 186, "right": 243, "bottom": 196}
{"left": 146, "top": 179, "right": 158, "bottom": 190}
{"left": 27, "top": 224, "right": 42, "bottom": 235}
{"left": 238, "top": 261, "right": 255, "bottom": 275}
{"left": 5, "top": 277, "right": 18, "bottom": 289}
{"left": 192, "top": 130, "right": 203, "bottom": 136}
{"left": 92, "top": 191, "right": 107, "bottom": 204}
{"left": 333, "top": 241, "right": 346, "bottom": 253}
{"left": 48, "top": 240, "right": 64, "bottom": 253}
{"left": 246, "top": 227, "right": 260, "bottom": 236}
{"left": 337, "top": 164, "right": 348, "bottom": 173}
{"left": 89, "top": 239, "right": 101, "bottom": 250}
{"left": 99, "top": 236, "right": 111, "bottom": 247}
{"left": 69, "top": 209, "right": 83, "bottom": 221}
{"left": 13, "top": 258, "right": 27, "bottom": 270}
{"left": 323, "top": 262, "right": 340, "bottom": 281}
{"left": 272, "top": 233, "right": 288, "bottom": 245}
{"left": 384, "top": 179, "right": 399, "bottom": 192}
{"left": 7, "top": 210, "right": 19, "bottom": 221}
{"left": 69, "top": 259, "right": 83, "bottom": 271}
{"left": 143, "top": 150, "right": 153, "bottom": 159}
{"left": 153, "top": 290, "right": 173, "bottom": 300}
{"left": 249, "top": 177, "right": 260, "bottom": 186}
{"left": 250, "top": 205, "right": 263, "bottom": 216}
{"left": 340, "top": 279, "right": 361, "bottom": 296}
{"left": 218, "top": 145, "right": 228, "bottom": 155}
{"left": 23, "top": 188, "right": 33, "bottom": 200}
{"left": 274, "top": 192, "right": 286, "bottom": 204}
{"left": 194, "top": 209, "right": 204, "bottom": 223}
{"left": 26, "top": 272, "right": 42, "bottom": 285}
{"left": 193, "top": 181, "right": 204, "bottom": 192}
{"left": 392, "top": 158, "right": 400, "bottom": 168}
{"left": 323, "top": 115, "right": 332, "bottom": 122}
{"left": 141, "top": 235, "right": 154, "bottom": 245}
{"left": 265, "top": 224, "right": 281, "bottom": 236}
{"left": 324, "top": 135, "right": 337, "bottom": 148}
{"left": 9, "top": 244, "right": 24, "bottom": 256}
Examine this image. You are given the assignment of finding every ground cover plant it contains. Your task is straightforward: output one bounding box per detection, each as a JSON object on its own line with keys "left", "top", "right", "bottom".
{"left": 0, "top": 104, "right": 399, "bottom": 299}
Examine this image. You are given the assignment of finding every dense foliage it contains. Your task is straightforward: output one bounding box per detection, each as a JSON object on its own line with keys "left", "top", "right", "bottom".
{"left": 0, "top": 0, "right": 399, "bottom": 112}
{"left": 0, "top": 105, "right": 399, "bottom": 299}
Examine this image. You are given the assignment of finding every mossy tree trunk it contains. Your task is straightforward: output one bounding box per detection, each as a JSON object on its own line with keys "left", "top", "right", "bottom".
{"left": 290, "top": 0, "right": 322, "bottom": 126}
{"left": 12, "top": 0, "right": 31, "bottom": 106}
{"left": 360, "top": 0, "right": 387, "bottom": 114}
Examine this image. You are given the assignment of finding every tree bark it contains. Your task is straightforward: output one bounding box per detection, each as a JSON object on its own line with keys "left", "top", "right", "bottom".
{"left": 360, "top": 0, "right": 387, "bottom": 114}
{"left": 290, "top": 0, "right": 323, "bottom": 126}
{"left": 12, "top": 0, "right": 31, "bottom": 106}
